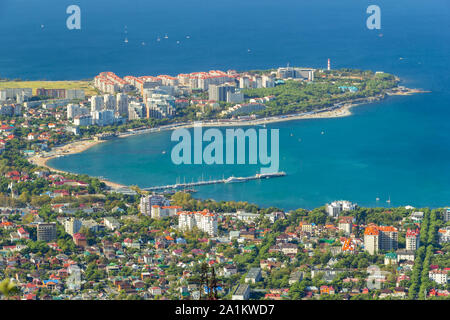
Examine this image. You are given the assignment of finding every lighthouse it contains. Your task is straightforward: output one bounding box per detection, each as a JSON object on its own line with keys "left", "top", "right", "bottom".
{"left": 327, "top": 58, "right": 331, "bottom": 71}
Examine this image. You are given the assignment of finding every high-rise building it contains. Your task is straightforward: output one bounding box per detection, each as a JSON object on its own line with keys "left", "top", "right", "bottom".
{"left": 37, "top": 223, "right": 57, "bottom": 242}
{"left": 364, "top": 225, "right": 398, "bottom": 254}
{"left": 338, "top": 216, "right": 354, "bottom": 235}
{"left": 103, "top": 94, "right": 116, "bottom": 111}
{"left": 90, "top": 95, "right": 104, "bottom": 112}
{"left": 406, "top": 229, "right": 420, "bottom": 251}
{"left": 177, "top": 209, "right": 218, "bottom": 236}
{"left": 128, "top": 101, "right": 145, "bottom": 120}
{"left": 444, "top": 208, "right": 450, "bottom": 222}
{"left": 91, "top": 109, "right": 114, "bottom": 126}
{"left": 208, "top": 84, "right": 235, "bottom": 102}
{"left": 326, "top": 201, "right": 358, "bottom": 218}
{"left": 64, "top": 218, "right": 82, "bottom": 236}
{"left": 36, "top": 88, "right": 66, "bottom": 98}
{"left": 139, "top": 194, "right": 170, "bottom": 216}
{"left": 116, "top": 93, "right": 129, "bottom": 116}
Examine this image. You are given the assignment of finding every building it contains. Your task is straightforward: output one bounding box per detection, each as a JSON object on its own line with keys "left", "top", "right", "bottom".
{"left": 232, "top": 284, "right": 250, "bottom": 300}
{"left": 177, "top": 210, "right": 218, "bottom": 236}
{"left": 64, "top": 217, "right": 82, "bottom": 236}
{"left": 73, "top": 233, "right": 87, "bottom": 247}
{"left": 226, "top": 90, "right": 244, "bottom": 103}
{"left": 0, "top": 88, "right": 32, "bottom": 102}
{"left": 444, "top": 208, "right": 450, "bottom": 222}
{"left": 405, "top": 229, "right": 420, "bottom": 251}
{"left": 208, "top": 84, "right": 235, "bottom": 102}
{"left": 276, "top": 67, "right": 314, "bottom": 81}
{"left": 90, "top": 95, "right": 104, "bottom": 112}
{"left": 429, "top": 270, "right": 448, "bottom": 285}
{"left": 73, "top": 114, "right": 92, "bottom": 126}
{"left": 91, "top": 109, "right": 114, "bottom": 126}
{"left": 128, "top": 101, "right": 145, "bottom": 120}
{"left": 36, "top": 88, "right": 66, "bottom": 99}
{"left": 326, "top": 201, "right": 358, "bottom": 218}
{"left": 37, "top": 223, "right": 57, "bottom": 242}
{"left": 116, "top": 93, "right": 129, "bottom": 115}
{"left": 139, "top": 194, "right": 170, "bottom": 215}
{"left": 221, "top": 102, "right": 266, "bottom": 116}
{"left": 245, "top": 268, "right": 262, "bottom": 284}
{"left": 67, "top": 104, "right": 88, "bottom": 119}
{"left": 338, "top": 216, "right": 354, "bottom": 235}
{"left": 104, "top": 217, "right": 120, "bottom": 231}
{"left": 146, "top": 94, "right": 176, "bottom": 119}
{"left": 150, "top": 205, "right": 182, "bottom": 219}
{"left": 66, "top": 89, "right": 85, "bottom": 100}
{"left": 364, "top": 225, "right": 398, "bottom": 255}
{"left": 103, "top": 94, "right": 116, "bottom": 111}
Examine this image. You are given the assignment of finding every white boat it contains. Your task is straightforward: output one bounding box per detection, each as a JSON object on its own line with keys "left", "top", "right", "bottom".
{"left": 124, "top": 38, "right": 128, "bottom": 43}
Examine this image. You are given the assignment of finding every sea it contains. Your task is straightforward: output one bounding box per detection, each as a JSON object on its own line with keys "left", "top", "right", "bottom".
{"left": 2, "top": 0, "right": 449, "bottom": 210}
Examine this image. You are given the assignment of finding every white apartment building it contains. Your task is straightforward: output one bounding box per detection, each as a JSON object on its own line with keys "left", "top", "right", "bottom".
{"left": 73, "top": 114, "right": 92, "bottom": 126}
{"left": 91, "top": 109, "right": 114, "bottom": 126}
{"left": 405, "top": 229, "right": 420, "bottom": 251}
{"left": 177, "top": 209, "right": 218, "bottom": 236}
{"left": 139, "top": 194, "right": 170, "bottom": 216}
{"left": 90, "top": 95, "right": 104, "bottom": 112}
{"left": 103, "top": 94, "right": 117, "bottom": 111}
{"left": 444, "top": 208, "right": 450, "bottom": 222}
{"left": 116, "top": 93, "right": 129, "bottom": 115}
{"left": 364, "top": 225, "right": 398, "bottom": 255}
{"left": 150, "top": 205, "right": 182, "bottom": 219}
{"left": 64, "top": 217, "right": 82, "bottom": 236}
{"left": 429, "top": 270, "right": 448, "bottom": 285}
{"left": 104, "top": 217, "right": 120, "bottom": 231}
{"left": 326, "top": 200, "right": 358, "bottom": 218}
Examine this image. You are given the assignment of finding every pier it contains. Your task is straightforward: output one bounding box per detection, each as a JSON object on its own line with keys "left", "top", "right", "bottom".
{"left": 142, "top": 172, "right": 286, "bottom": 192}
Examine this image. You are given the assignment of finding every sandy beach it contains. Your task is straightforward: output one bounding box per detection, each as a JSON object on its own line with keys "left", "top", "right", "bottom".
{"left": 28, "top": 139, "right": 127, "bottom": 189}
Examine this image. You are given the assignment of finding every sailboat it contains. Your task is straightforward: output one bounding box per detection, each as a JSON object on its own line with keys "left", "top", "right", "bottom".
{"left": 164, "top": 34, "right": 168, "bottom": 39}
{"left": 124, "top": 37, "right": 128, "bottom": 43}
{"left": 386, "top": 196, "right": 391, "bottom": 204}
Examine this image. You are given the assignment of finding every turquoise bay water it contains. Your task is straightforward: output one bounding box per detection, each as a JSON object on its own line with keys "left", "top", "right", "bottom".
{"left": 2, "top": 0, "right": 448, "bottom": 209}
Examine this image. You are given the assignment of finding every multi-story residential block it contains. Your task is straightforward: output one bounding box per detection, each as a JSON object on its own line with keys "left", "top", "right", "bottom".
{"left": 116, "top": 93, "right": 129, "bottom": 116}
{"left": 177, "top": 209, "right": 218, "bottom": 236}
{"left": 139, "top": 194, "right": 170, "bottom": 216}
{"left": 429, "top": 270, "right": 448, "bottom": 285}
{"left": 444, "top": 208, "right": 450, "bottom": 222}
{"left": 405, "top": 229, "right": 420, "bottom": 251}
{"left": 232, "top": 284, "right": 250, "bottom": 300}
{"left": 91, "top": 109, "right": 114, "bottom": 126}
{"left": 326, "top": 201, "right": 358, "bottom": 218}
{"left": 103, "top": 94, "right": 116, "bottom": 111}
{"left": 64, "top": 217, "right": 82, "bottom": 236}
{"left": 37, "top": 223, "right": 57, "bottom": 242}
{"left": 364, "top": 225, "right": 398, "bottom": 254}
{"left": 245, "top": 268, "right": 262, "bottom": 284}
{"left": 338, "top": 216, "right": 354, "bottom": 235}
{"left": 104, "top": 217, "right": 120, "bottom": 231}
{"left": 90, "top": 95, "right": 104, "bottom": 112}
{"left": 73, "top": 114, "right": 92, "bottom": 126}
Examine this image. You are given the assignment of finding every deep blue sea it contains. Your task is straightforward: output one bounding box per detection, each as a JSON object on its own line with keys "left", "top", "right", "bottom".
{"left": 3, "top": 0, "right": 449, "bottom": 210}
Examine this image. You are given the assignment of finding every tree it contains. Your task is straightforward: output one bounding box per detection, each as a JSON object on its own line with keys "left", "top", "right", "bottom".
{"left": 0, "top": 278, "right": 20, "bottom": 300}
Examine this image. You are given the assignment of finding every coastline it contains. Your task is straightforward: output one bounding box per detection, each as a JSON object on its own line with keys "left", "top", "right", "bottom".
{"left": 28, "top": 139, "right": 128, "bottom": 189}
{"left": 27, "top": 87, "right": 427, "bottom": 190}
